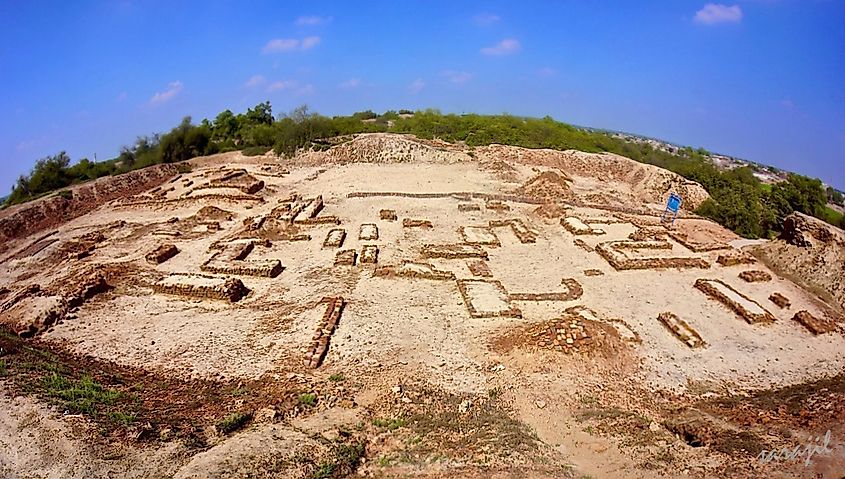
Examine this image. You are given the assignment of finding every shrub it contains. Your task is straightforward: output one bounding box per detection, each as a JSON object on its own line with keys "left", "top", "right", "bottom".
{"left": 216, "top": 411, "right": 252, "bottom": 434}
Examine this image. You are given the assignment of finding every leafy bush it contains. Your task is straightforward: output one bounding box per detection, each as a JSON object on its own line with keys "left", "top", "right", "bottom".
{"left": 242, "top": 146, "right": 271, "bottom": 157}
{"left": 216, "top": 411, "right": 252, "bottom": 434}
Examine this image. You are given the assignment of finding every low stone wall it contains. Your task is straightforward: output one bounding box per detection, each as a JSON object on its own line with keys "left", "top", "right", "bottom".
{"left": 334, "top": 249, "right": 357, "bottom": 266}
{"left": 769, "top": 292, "right": 791, "bottom": 309}
{"left": 347, "top": 191, "right": 548, "bottom": 205}
{"left": 373, "top": 262, "right": 455, "bottom": 280}
{"left": 304, "top": 297, "right": 345, "bottom": 368}
{"left": 573, "top": 239, "right": 593, "bottom": 252}
{"left": 738, "top": 270, "right": 772, "bottom": 283}
{"left": 379, "top": 209, "right": 398, "bottom": 221}
{"left": 457, "top": 280, "right": 522, "bottom": 319}
{"left": 360, "top": 245, "right": 379, "bottom": 264}
{"left": 201, "top": 260, "right": 282, "bottom": 278}
{"left": 596, "top": 241, "right": 710, "bottom": 270}
{"left": 584, "top": 269, "right": 603, "bottom": 276}
{"left": 402, "top": 218, "right": 433, "bottom": 228}
{"left": 668, "top": 231, "right": 729, "bottom": 252}
{"left": 716, "top": 251, "right": 757, "bottom": 266}
{"left": 694, "top": 278, "right": 774, "bottom": 324}
{"left": 658, "top": 312, "right": 705, "bottom": 348}
{"left": 323, "top": 228, "right": 346, "bottom": 248}
{"left": 489, "top": 219, "right": 536, "bottom": 243}
{"left": 485, "top": 200, "right": 510, "bottom": 212}
{"left": 791, "top": 310, "right": 837, "bottom": 335}
{"left": 152, "top": 276, "right": 248, "bottom": 302}
{"left": 458, "top": 203, "right": 481, "bottom": 212}
{"left": 509, "top": 278, "right": 583, "bottom": 302}
{"left": 467, "top": 260, "right": 492, "bottom": 277}
{"left": 421, "top": 243, "right": 488, "bottom": 259}
{"left": 146, "top": 244, "right": 179, "bottom": 264}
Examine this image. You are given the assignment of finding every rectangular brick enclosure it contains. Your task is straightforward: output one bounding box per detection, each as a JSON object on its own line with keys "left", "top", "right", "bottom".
{"left": 359, "top": 223, "right": 379, "bottom": 241}
{"left": 323, "top": 228, "right": 346, "bottom": 248}
{"left": 421, "top": 243, "right": 489, "bottom": 259}
{"left": 457, "top": 279, "right": 522, "bottom": 318}
{"left": 152, "top": 274, "right": 248, "bottom": 302}
{"left": 694, "top": 279, "right": 775, "bottom": 324}
{"left": 460, "top": 226, "right": 500, "bottom": 246}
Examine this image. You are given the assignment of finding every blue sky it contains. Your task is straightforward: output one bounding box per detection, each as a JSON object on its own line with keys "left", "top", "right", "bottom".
{"left": 1, "top": 1, "right": 843, "bottom": 191}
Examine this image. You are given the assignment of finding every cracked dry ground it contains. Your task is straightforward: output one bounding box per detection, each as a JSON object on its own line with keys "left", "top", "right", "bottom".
{"left": 0, "top": 137, "right": 844, "bottom": 478}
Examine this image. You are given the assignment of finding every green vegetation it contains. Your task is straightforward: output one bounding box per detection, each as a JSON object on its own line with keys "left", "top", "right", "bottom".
{"left": 372, "top": 417, "right": 406, "bottom": 431}
{"left": 42, "top": 372, "right": 121, "bottom": 415}
{"left": 298, "top": 392, "right": 317, "bottom": 407}
{"left": 6, "top": 105, "right": 840, "bottom": 238}
{"left": 215, "top": 411, "right": 252, "bottom": 434}
{"left": 328, "top": 373, "right": 345, "bottom": 382}
{"left": 308, "top": 441, "right": 366, "bottom": 479}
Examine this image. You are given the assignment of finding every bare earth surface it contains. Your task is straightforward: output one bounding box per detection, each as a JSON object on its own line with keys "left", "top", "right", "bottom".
{"left": 1, "top": 133, "right": 843, "bottom": 478}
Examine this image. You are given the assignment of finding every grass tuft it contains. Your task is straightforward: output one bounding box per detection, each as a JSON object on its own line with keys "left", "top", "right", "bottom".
{"left": 42, "top": 372, "right": 120, "bottom": 415}
{"left": 299, "top": 392, "right": 317, "bottom": 407}
{"left": 216, "top": 411, "right": 252, "bottom": 434}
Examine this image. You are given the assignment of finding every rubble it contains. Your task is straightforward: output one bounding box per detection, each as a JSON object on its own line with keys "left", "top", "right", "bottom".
{"left": 658, "top": 312, "right": 705, "bottom": 348}
{"left": 791, "top": 310, "right": 837, "bottom": 335}
{"left": 146, "top": 244, "right": 179, "bottom": 264}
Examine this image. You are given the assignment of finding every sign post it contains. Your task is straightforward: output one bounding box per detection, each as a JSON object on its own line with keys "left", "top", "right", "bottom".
{"left": 661, "top": 192, "right": 682, "bottom": 226}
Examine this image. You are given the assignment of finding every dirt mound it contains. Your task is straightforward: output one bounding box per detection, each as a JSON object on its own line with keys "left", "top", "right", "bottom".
{"left": 514, "top": 170, "right": 573, "bottom": 201}
{"left": 750, "top": 213, "right": 845, "bottom": 312}
{"left": 298, "top": 133, "right": 471, "bottom": 165}
{"left": 0, "top": 164, "right": 178, "bottom": 251}
{"left": 532, "top": 202, "right": 568, "bottom": 219}
{"left": 193, "top": 206, "right": 234, "bottom": 222}
{"left": 475, "top": 144, "right": 709, "bottom": 208}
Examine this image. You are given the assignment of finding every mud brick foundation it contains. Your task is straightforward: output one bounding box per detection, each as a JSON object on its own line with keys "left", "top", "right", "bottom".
{"left": 467, "top": 260, "right": 492, "bottom": 277}
{"left": 489, "top": 219, "right": 537, "bottom": 243}
{"left": 152, "top": 275, "right": 248, "bottom": 302}
{"left": 694, "top": 278, "right": 775, "bottom": 324}
{"left": 296, "top": 216, "right": 341, "bottom": 225}
{"left": 596, "top": 241, "right": 710, "bottom": 271}
{"left": 421, "top": 243, "right": 488, "bottom": 259}
{"left": 458, "top": 203, "right": 481, "bottom": 212}
{"left": 402, "top": 218, "right": 433, "bottom": 228}
{"left": 658, "top": 312, "right": 705, "bottom": 348}
{"left": 573, "top": 239, "right": 594, "bottom": 252}
{"left": 769, "top": 292, "right": 791, "bottom": 309}
{"left": 335, "top": 249, "right": 357, "bottom": 266}
{"left": 508, "top": 278, "right": 583, "bottom": 302}
{"left": 738, "top": 270, "right": 772, "bottom": 283}
{"left": 716, "top": 251, "right": 757, "bottom": 266}
{"left": 583, "top": 269, "right": 604, "bottom": 276}
{"left": 457, "top": 279, "right": 522, "bottom": 318}
{"left": 668, "top": 231, "right": 730, "bottom": 252}
{"left": 630, "top": 227, "right": 669, "bottom": 241}
{"left": 359, "top": 223, "right": 379, "bottom": 241}
{"left": 791, "top": 310, "right": 837, "bottom": 335}
{"left": 561, "top": 217, "right": 605, "bottom": 235}
{"left": 360, "top": 245, "right": 379, "bottom": 264}
{"left": 304, "top": 297, "right": 345, "bottom": 368}
{"left": 201, "top": 241, "right": 283, "bottom": 277}
{"left": 294, "top": 195, "right": 323, "bottom": 222}
{"left": 323, "top": 228, "right": 346, "bottom": 248}
{"left": 485, "top": 200, "right": 510, "bottom": 212}
{"left": 145, "top": 244, "right": 179, "bottom": 264}
{"left": 380, "top": 209, "right": 398, "bottom": 221}
{"left": 373, "top": 262, "right": 455, "bottom": 280}
{"left": 460, "top": 226, "right": 500, "bottom": 246}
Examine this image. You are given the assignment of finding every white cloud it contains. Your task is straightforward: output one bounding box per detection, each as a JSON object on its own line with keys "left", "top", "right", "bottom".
{"left": 149, "top": 81, "right": 182, "bottom": 105}
{"left": 339, "top": 78, "right": 361, "bottom": 89}
{"left": 266, "top": 80, "right": 315, "bottom": 96}
{"left": 473, "top": 13, "right": 500, "bottom": 26}
{"left": 301, "top": 36, "right": 321, "bottom": 50}
{"left": 295, "top": 15, "right": 332, "bottom": 26}
{"left": 267, "top": 80, "right": 298, "bottom": 92}
{"left": 480, "top": 38, "right": 521, "bottom": 56}
{"left": 408, "top": 79, "right": 426, "bottom": 94}
{"left": 262, "top": 36, "right": 321, "bottom": 53}
{"left": 694, "top": 4, "right": 743, "bottom": 25}
{"left": 442, "top": 70, "right": 472, "bottom": 84}
{"left": 537, "top": 67, "right": 556, "bottom": 78}
{"left": 244, "top": 75, "right": 266, "bottom": 88}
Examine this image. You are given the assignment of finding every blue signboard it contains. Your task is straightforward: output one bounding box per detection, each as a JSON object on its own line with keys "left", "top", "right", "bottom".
{"left": 666, "top": 193, "right": 682, "bottom": 213}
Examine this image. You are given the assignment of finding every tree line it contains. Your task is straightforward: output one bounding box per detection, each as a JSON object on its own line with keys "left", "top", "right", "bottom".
{"left": 6, "top": 104, "right": 843, "bottom": 236}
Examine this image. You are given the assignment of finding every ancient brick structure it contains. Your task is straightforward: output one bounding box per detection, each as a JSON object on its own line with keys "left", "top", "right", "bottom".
{"left": 402, "top": 218, "right": 433, "bottom": 228}
{"left": 304, "top": 297, "right": 345, "bottom": 369}
{"left": 379, "top": 209, "right": 398, "bottom": 221}
{"left": 421, "top": 243, "right": 488, "bottom": 259}
{"left": 457, "top": 280, "right": 522, "bottom": 318}
{"left": 508, "top": 278, "right": 583, "bottom": 302}
{"left": 528, "top": 312, "right": 592, "bottom": 353}
{"left": 335, "top": 249, "right": 357, "bottom": 266}
{"left": 146, "top": 244, "right": 179, "bottom": 264}
{"left": 467, "top": 260, "right": 492, "bottom": 277}
{"left": 573, "top": 239, "right": 594, "bottom": 252}
{"left": 668, "top": 231, "right": 729, "bottom": 252}
{"left": 485, "top": 200, "right": 510, "bottom": 212}
{"left": 359, "top": 223, "right": 379, "bottom": 241}
{"left": 791, "top": 310, "right": 837, "bottom": 335}
{"left": 201, "top": 241, "right": 283, "bottom": 278}
{"left": 489, "top": 218, "right": 537, "bottom": 243}
{"left": 152, "top": 275, "right": 248, "bottom": 302}
{"left": 207, "top": 169, "right": 265, "bottom": 194}
{"left": 458, "top": 203, "right": 481, "bottom": 212}
{"left": 373, "top": 262, "right": 455, "bottom": 280}
{"left": 658, "top": 312, "right": 705, "bottom": 348}
{"left": 561, "top": 217, "right": 605, "bottom": 236}
{"left": 360, "top": 245, "right": 379, "bottom": 264}
{"left": 596, "top": 241, "right": 710, "bottom": 270}
{"left": 738, "top": 270, "right": 772, "bottom": 283}
{"left": 323, "top": 228, "right": 346, "bottom": 248}
{"left": 716, "top": 251, "right": 757, "bottom": 266}
{"left": 769, "top": 292, "right": 791, "bottom": 309}
{"left": 460, "top": 226, "right": 500, "bottom": 246}
{"left": 694, "top": 279, "right": 775, "bottom": 324}
{"left": 583, "top": 269, "right": 604, "bottom": 276}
